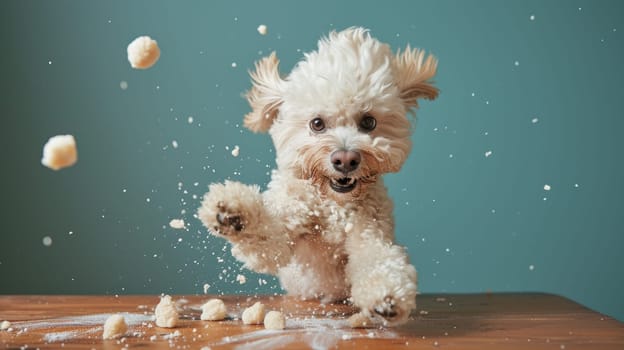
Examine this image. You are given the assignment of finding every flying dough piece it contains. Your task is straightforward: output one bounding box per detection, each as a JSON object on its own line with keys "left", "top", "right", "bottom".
{"left": 41, "top": 135, "right": 77, "bottom": 170}
{"left": 127, "top": 36, "right": 160, "bottom": 69}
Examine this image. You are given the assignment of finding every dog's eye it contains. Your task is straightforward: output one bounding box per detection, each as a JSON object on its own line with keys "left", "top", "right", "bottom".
{"left": 360, "top": 115, "right": 376, "bottom": 132}
{"left": 309, "top": 117, "right": 326, "bottom": 132}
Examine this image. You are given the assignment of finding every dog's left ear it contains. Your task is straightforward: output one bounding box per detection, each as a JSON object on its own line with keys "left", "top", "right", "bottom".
{"left": 393, "top": 46, "right": 439, "bottom": 108}
{"left": 244, "top": 52, "right": 285, "bottom": 133}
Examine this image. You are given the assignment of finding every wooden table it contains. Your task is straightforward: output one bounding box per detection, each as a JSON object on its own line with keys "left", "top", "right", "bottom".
{"left": 1, "top": 293, "right": 623, "bottom": 349}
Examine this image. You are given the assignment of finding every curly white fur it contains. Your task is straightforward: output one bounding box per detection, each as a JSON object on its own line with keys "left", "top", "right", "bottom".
{"left": 198, "top": 27, "right": 438, "bottom": 326}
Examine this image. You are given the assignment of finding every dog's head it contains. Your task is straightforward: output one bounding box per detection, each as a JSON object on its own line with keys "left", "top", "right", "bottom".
{"left": 244, "top": 27, "right": 438, "bottom": 202}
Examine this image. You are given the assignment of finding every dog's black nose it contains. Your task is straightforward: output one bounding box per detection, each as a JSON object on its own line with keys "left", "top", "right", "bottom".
{"left": 331, "top": 150, "right": 361, "bottom": 174}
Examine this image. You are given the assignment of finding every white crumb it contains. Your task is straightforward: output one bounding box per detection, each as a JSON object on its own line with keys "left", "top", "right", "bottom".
{"left": 169, "top": 219, "right": 185, "bottom": 229}
{"left": 257, "top": 24, "right": 268, "bottom": 35}
{"left": 484, "top": 150, "right": 492, "bottom": 157}
{"left": 203, "top": 283, "right": 211, "bottom": 294}
{"left": 263, "top": 311, "right": 285, "bottom": 330}
{"left": 0, "top": 320, "right": 10, "bottom": 331}
{"left": 102, "top": 314, "right": 127, "bottom": 340}
{"left": 42, "top": 236, "right": 53, "bottom": 247}
{"left": 172, "top": 140, "right": 179, "bottom": 149}
{"left": 41, "top": 135, "right": 78, "bottom": 170}
{"left": 532, "top": 117, "right": 539, "bottom": 124}
{"left": 200, "top": 299, "right": 228, "bottom": 321}
{"left": 236, "top": 274, "right": 246, "bottom": 284}
{"left": 231, "top": 145, "right": 240, "bottom": 157}
{"left": 344, "top": 222, "right": 353, "bottom": 233}
{"left": 347, "top": 312, "right": 371, "bottom": 328}
{"left": 155, "top": 295, "right": 179, "bottom": 328}
{"left": 127, "top": 36, "right": 160, "bottom": 69}
{"left": 543, "top": 184, "right": 551, "bottom": 191}
{"left": 242, "top": 302, "right": 265, "bottom": 325}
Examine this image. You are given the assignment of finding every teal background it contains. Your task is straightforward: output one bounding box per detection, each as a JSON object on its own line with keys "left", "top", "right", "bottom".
{"left": 1, "top": 1, "right": 623, "bottom": 321}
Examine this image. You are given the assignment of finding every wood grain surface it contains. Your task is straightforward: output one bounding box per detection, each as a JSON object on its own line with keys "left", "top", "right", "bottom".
{"left": 1, "top": 293, "right": 623, "bottom": 349}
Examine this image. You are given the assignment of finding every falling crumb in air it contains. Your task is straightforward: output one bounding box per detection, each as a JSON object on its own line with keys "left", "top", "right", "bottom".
{"left": 203, "top": 283, "right": 210, "bottom": 294}
{"left": 236, "top": 274, "right": 247, "bottom": 284}
{"left": 514, "top": 61, "right": 520, "bottom": 66}
{"left": 172, "top": 140, "right": 178, "bottom": 149}
{"left": 231, "top": 62, "right": 237, "bottom": 68}
{"left": 574, "top": 183, "right": 579, "bottom": 188}
{"left": 231, "top": 145, "right": 240, "bottom": 157}
{"left": 169, "top": 219, "right": 185, "bottom": 229}
{"left": 257, "top": 24, "right": 268, "bottom": 35}
{"left": 544, "top": 184, "right": 551, "bottom": 191}
{"left": 188, "top": 116, "right": 194, "bottom": 124}
{"left": 530, "top": 15, "right": 535, "bottom": 21}
{"left": 42, "top": 236, "right": 53, "bottom": 247}
{"left": 127, "top": 36, "right": 160, "bottom": 69}
{"left": 529, "top": 265, "right": 535, "bottom": 271}
{"left": 120, "top": 81, "right": 128, "bottom": 90}
{"left": 41, "top": 135, "right": 78, "bottom": 171}
{"left": 532, "top": 117, "right": 539, "bottom": 124}
{"left": 485, "top": 150, "right": 492, "bottom": 157}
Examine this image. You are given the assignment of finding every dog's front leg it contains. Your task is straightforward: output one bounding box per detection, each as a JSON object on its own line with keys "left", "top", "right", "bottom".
{"left": 345, "top": 226, "right": 418, "bottom": 326}
{"left": 197, "top": 180, "right": 292, "bottom": 274}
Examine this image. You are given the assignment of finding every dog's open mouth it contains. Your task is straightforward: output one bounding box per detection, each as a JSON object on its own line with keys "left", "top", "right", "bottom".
{"left": 330, "top": 177, "right": 357, "bottom": 193}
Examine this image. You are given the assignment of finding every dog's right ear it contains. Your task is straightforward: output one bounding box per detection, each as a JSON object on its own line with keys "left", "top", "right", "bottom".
{"left": 244, "top": 52, "right": 285, "bottom": 133}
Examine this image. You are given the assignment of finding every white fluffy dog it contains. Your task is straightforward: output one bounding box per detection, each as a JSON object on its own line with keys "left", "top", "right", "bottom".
{"left": 198, "top": 27, "right": 438, "bottom": 326}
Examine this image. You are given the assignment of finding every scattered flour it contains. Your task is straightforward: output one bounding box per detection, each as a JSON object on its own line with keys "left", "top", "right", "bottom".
{"left": 263, "top": 311, "right": 285, "bottom": 330}
{"left": 41, "top": 135, "right": 78, "bottom": 170}
{"left": 102, "top": 314, "right": 127, "bottom": 340}
{"left": 200, "top": 299, "right": 228, "bottom": 321}
{"left": 242, "top": 302, "right": 265, "bottom": 325}
{"left": 206, "top": 317, "right": 398, "bottom": 350}
{"left": 155, "top": 295, "right": 179, "bottom": 328}
{"left": 127, "top": 36, "right": 160, "bottom": 69}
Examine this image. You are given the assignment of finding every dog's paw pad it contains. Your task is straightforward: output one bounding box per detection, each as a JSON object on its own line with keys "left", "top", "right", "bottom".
{"left": 373, "top": 296, "right": 399, "bottom": 319}
{"left": 213, "top": 201, "right": 245, "bottom": 234}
